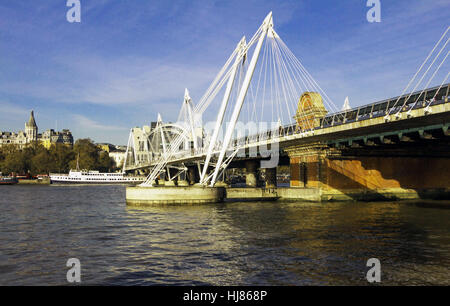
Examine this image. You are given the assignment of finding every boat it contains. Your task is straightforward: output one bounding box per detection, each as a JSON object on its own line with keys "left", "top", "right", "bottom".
{"left": 50, "top": 153, "right": 145, "bottom": 184}
{"left": 0, "top": 174, "right": 18, "bottom": 185}
{"left": 277, "top": 173, "right": 290, "bottom": 184}
{"left": 49, "top": 170, "right": 145, "bottom": 184}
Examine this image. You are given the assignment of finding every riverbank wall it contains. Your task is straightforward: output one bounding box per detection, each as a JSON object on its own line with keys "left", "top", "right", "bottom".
{"left": 226, "top": 187, "right": 450, "bottom": 202}
{"left": 126, "top": 185, "right": 450, "bottom": 206}
{"left": 17, "top": 178, "right": 51, "bottom": 185}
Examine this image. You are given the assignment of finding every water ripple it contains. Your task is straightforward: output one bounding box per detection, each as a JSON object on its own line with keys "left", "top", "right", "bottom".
{"left": 0, "top": 185, "right": 449, "bottom": 285}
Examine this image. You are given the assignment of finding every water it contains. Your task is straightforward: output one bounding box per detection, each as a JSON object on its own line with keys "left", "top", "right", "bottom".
{"left": 0, "top": 185, "right": 449, "bottom": 286}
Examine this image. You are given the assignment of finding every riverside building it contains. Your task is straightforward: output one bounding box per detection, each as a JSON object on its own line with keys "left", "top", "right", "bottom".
{"left": 0, "top": 111, "right": 73, "bottom": 149}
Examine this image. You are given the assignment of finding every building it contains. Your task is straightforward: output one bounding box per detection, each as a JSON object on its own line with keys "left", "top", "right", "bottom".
{"left": 96, "top": 143, "right": 127, "bottom": 170}
{"left": 95, "top": 143, "right": 127, "bottom": 170}
{"left": 109, "top": 150, "right": 126, "bottom": 169}
{"left": 25, "top": 110, "right": 38, "bottom": 142}
{"left": 97, "top": 143, "right": 116, "bottom": 153}
{"left": 0, "top": 111, "right": 73, "bottom": 149}
{"left": 124, "top": 119, "right": 204, "bottom": 168}
{"left": 130, "top": 125, "right": 152, "bottom": 164}
{"left": 41, "top": 129, "right": 74, "bottom": 149}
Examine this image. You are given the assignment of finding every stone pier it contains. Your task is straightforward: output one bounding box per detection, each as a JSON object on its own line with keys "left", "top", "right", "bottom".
{"left": 187, "top": 166, "right": 199, "bottom": 185}
{"left": 126, "top": 186, "right": 225, "bottom": 206}
{"left": 245, "top": 160, "right": 258, "bottom": 187}
{"left": 165, "top": 168, "right": 179, "bottom": 186}
{"left": 264, "top": 167, "right": 277, "bottom": 188}
{"left": 283, "top": 90, "right": 450, "bottom": 201}
{"left": 285, "top": 144, "right": 450, "bottom": 201}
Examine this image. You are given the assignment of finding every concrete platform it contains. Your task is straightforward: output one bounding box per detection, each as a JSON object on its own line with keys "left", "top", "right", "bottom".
{"left": 126, "top": 185, "right": 450, "bottom": 206}
{"left": 276, "top": 187, "right": 321, "bottom": 202}
{"left": 320, "top": 188, "right": 450, "bottom": 202}
{"left": 126, "top": 186, "right": 225, "bottom": 206}
{"left": 17, "top": 178, "right": 51, "bottom": 185}
{"left": 225, "top": 187, "right": 279, "bottom": 201}
{"left": 224, "top": 187, "right": 450, "bottom": 202}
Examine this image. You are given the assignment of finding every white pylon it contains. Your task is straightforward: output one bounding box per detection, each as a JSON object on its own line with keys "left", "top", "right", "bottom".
{"left": 210, "top": 12, "right": 273, "bottom": 186}
{"left": 200, "top": 36, "right": 247, "bottom": 184}
{"left": 156, "top": 113, "right": 167, "bottom": 154}
{"left": 342, "top": 96, "right": 351, "bottom": 111}
{"left": 122, "top": 129, "right": 133, "bottom": 173}
{"left": 184, "top": 88, "right": 198, "bottom": 150}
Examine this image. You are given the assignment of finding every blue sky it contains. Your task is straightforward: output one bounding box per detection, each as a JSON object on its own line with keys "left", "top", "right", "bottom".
{"left": 0, "top": 0, "right": 449, "bottom": 145}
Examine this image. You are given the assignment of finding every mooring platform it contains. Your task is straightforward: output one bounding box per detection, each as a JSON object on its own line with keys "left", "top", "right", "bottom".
{"left": 126, "top": 186, "right": 225, "bottom": 206}
{"left": 126, "top": 185, "right": 450, "bottom": 206}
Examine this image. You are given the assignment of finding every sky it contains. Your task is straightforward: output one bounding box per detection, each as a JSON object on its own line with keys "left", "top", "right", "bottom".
{"left": 0, "top": 0, "right": 449, "bottom": 145}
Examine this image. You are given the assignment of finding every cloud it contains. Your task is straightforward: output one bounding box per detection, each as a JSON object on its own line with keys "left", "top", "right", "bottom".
{"left": 0, "top": 0, "right": 303, "bottom": 110}
{"left": 76, "top": 61, "right": 218, "bottom": 106}
{"left": 0, "top": 101, "right": 31, "bottom": 133}
{"left": 0, "top": 54, "right": 221, "bottom": 114}
{"left": 73, "top": 114, "right": 128, "bottom": 131}
{"left": 0, "top": 101, "right": 29, "bottom": 116}
{"left": 1, "top": 1, "right": 448, "bottom": 144}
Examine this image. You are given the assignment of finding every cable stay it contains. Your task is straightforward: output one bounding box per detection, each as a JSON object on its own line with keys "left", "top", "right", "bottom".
{"left": 139, "top": 12, "right": 339, "bottom": 187}
{"left": 386, "top": 26, "right": 450, "bottom": 120}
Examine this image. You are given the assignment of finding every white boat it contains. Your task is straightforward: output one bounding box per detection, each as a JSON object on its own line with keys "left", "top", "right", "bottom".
{"left": 50, "top": 170, "right": 145, "bottom": 184}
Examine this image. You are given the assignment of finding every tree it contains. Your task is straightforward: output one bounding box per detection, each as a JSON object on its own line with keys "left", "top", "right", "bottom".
{"left": 69, "top": 139, "right": 99, "bottom": 170}
{"left": 1, "top": 148, "right": 26, "bottom": 174}
{"left": 24, "top": 142, "right": 47, "bottom": 173}
{"left": 0, "top": 138, "right": 116, "bottom": 175}
{"left": 0, "top": 147, "right": 6, "bottom": 171}
{"left": 31, "top": 150, "right": 54, "bottom": 174}
{"left": 98, "top": 151, "right": 114, "bottom": 172}
{"left": 50, "top": 143, "right": 74, "bottom": 173}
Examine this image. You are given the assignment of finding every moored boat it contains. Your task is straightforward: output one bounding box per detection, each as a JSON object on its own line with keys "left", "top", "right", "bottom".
{"left": 49, "top": 170, "right": 145, "bottom": 184}
{"left": 0, "top": 176, "right": 18, "bottom": 185}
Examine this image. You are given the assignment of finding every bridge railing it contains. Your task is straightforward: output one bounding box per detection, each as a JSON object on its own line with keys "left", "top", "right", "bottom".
{"left": 320, "top": 83, "right": 449, "bottom": 128}
{"left": 125, "top": 83, "right": 449, "bottom": 171}
{"left": 229, "top": 83, "right": 450, "bottom": 149}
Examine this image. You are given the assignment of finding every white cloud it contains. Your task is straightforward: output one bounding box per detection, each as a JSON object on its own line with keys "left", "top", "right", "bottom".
{"left": 0, "top": 55, "right": 219, "bottom": 114}
{"left": 0, "top": 101, "right": 29, "bottom": 116}
{"left": 72, "top": 114, "right": 128, "bottom": 131}
{"left": 0, "top": 101, "right": 31, "bottom": 133}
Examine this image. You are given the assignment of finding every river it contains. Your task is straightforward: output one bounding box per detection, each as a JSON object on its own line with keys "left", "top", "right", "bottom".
{"left": 0, "top": 185, "right": 449, "bottom": 285}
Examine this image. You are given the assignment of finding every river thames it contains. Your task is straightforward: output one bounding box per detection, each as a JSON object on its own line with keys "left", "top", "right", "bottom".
{"left": 0, "top": 185, "right": 449, "bottom": 285}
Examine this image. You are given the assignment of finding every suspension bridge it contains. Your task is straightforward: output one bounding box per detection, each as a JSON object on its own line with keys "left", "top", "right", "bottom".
{"left": 124, "top": 13, "right": 450, "bottom": 204}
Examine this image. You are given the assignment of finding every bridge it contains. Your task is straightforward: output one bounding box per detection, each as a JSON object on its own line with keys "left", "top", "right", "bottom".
{"left": 124, "top": 13, "right": 450, "bottom": 202}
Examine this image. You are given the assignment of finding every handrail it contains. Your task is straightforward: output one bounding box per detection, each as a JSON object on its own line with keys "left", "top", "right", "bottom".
{"left": 125, "top": 83, "right": 449, "bottom": 171}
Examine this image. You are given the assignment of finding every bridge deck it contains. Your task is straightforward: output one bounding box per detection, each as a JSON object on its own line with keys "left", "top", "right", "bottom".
{"left": 125, "top": 83, "right": 450, "bottom": 171}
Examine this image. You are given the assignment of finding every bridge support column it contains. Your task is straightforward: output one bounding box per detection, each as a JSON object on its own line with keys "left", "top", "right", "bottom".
{"left": 264, "top": 167, "right": 277, "bottom": 188}
{"left": 245, "top": 160, "right": 258, "bottom": 187}
{"left": 187, "top": 166, "right": 199, "bottom": 185}
{"left": 285, "top": 139, "right": 450, "bottom": 201}
{"left": 165, "top": 168, "right": 179, "bottom": 186}
{"left": 285, "top": 144, "right": 329, "bottom": 189}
